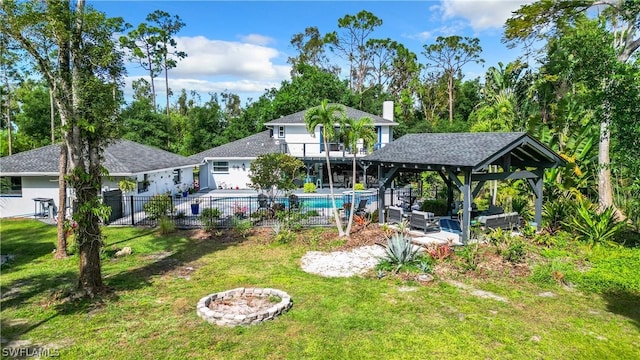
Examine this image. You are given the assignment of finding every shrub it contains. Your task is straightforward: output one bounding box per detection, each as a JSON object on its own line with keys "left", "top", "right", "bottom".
{"left": 232, "top": 218, "right": 252, "bottom": 238}
{"left": 457, "top": 242, "right": 481, "bottom": 271}
{"left": 566, "top": 200, "right": 626, "bottom": 248}
{"left": 511, "top": 195, "right": 532, "bottom": 221}
{"left": 543, "top": 196, "right": 576, "bottom": 233}
{"left": 427, "top": 243, "right": 453, "bottom": 262}
{"left": 274, "top": 229, "right": 296, "bottom": 244}
{"left": 303, "top": 182, "right": 317, "bottom": 193}
{"left": 158, "top": 216, "right": 175, "bottom": 234}
{"left": 501, "top": 237, "right": 526, "bottom": 263}
{"left": 420, "top": 200, "right": 448, "bottom": 216}
{"left": 143, "top": 195, "right": 173, "bottom": 220}
{"left": 200, "top": 207, "right": 221, "bottom": 231}
{"left": 305, "top": 209, "right": 320, "bottom": 217}
{"left": 382, "top": 233, "right": 421, "bottom": 273}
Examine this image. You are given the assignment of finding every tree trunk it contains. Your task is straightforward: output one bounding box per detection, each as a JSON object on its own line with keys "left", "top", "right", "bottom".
{"left": 77, "top": 232, "right": 104, "bottom": 294}
{"left": 448, "top": 72, "right": 454, "bottom": 123}
{"left": 50, "top": 87, "right": 55, "bottom": 144}
{"left": 164, "top": 53, "right": 170, "bottom": 117}
{"left": 147, "top": 45, "right": 157, "bottom": 112}
{"left": 345, "top": 155, "right": 357, "bottom": 235}
{"left": 54, "top": 143, "right": 68, "bottom": 259}
{"left": 324, "top": 137, "right": 345, "bottom": 236}
{"left": 5, "top": 99, "right": 10, "bottom": 156}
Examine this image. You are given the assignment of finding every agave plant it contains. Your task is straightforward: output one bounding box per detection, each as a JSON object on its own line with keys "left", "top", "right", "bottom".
{"left": 383, "top": 233, "right": 421, "bottom": 272}
{"left": 566, "top": 200, "right": 626, "bottom": 248}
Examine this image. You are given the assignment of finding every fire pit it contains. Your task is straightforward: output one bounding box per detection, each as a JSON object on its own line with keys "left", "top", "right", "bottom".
{"left": 196, "top": 287, "right": 292, "bottom": 327}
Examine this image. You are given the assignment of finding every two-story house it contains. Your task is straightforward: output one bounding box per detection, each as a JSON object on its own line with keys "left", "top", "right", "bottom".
{"left": 191, "top": 102, "right": 398, "bottom": 191}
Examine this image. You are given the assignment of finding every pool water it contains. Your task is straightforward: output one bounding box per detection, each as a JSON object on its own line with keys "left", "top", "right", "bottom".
{"left": 300, "top": 198, "right": 344, "bottom": 209}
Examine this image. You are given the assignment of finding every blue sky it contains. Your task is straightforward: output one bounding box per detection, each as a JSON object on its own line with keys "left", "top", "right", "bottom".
{"left": 91, "top": 0, "right": 533, "bottom": 106}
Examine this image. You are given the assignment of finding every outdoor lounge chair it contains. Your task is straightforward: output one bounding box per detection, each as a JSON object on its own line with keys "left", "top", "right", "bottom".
{"left": 354, "top": 199, "right": 368, "bottom": 217}
{"left": 386, "top": 206, "right": 405, "bottom": 224}
{"left": 409, "top": 210, "right": 441, "bottom": 233}
{"left": 289, "top": 194, "right": 300, "bottom": 210}
{"left": 477, "top": 212, "right": 521, "bottom": 230}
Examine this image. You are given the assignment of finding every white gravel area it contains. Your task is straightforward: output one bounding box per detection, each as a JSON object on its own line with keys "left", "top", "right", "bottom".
{"left": 300, "top": 245, "right": 387, "bottom": 277}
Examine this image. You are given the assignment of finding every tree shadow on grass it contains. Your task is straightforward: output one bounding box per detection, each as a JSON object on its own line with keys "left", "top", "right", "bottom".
{"left": 0, "top": 220, "right": 58, "bottom": 274}
{"left": 602, "top": 290, "right": 640, "bottom": 330}
{"left": 103, "top": 228, "right": 248, "bottom": 293}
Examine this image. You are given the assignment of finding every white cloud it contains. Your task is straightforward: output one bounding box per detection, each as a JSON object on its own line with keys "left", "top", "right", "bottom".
{"left": 171, "top": 35, "right": 290, "bottom": 81}
{"left": 407, "top": 31, "right": 433, "bottom": 41}
{"left": 123, "top": 76, "right": 281, "bottom": 98}
{"left": 439, "top": 0, "right": 534, "bottom": 30}
{"left": 238, "top": 34, "right": 275, "bottom": 46}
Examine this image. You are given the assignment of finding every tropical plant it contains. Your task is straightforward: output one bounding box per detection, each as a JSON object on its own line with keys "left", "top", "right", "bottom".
{"left": 382, "top": 233, "right": 421, "bottom": 273}
{"left": 303, "top": 182, "right": 317, "bottom": 193}
{"left": 304, "top": 99, "right": 348, "bottom": 236}
{"left": 566, "top": 200, "right": 626, "bottom": 248}
{"left": 542, "top": 194, "right": 577, "bottom": 234}
{"left": 343, "top": 116, "right": 376, "bottom": 235}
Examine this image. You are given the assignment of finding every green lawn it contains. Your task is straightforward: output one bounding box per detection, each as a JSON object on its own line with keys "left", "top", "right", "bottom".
{"left": 1, "top": 219, "right": 639, "bottom": 359}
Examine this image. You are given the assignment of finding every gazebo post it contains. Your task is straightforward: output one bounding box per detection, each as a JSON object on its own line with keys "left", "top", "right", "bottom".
{"left": 527, "top": 168, "right": 544, "bottom": 231}
{"left": 377, "top": 165, "right": 385, "bottom": 224}
{"left": 461, "top": 170, "right": 472, "bottom": 245}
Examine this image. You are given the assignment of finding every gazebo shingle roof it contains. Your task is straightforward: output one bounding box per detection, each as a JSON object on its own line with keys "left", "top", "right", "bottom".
{"left": 363, "top": 132, "right": 564, "bottom": 171}
{"left": 0, "top": 140, "right": 197, "bottom": 176}
{"left": 188, "top": 130, "right": 281, "bottom": 162}
{"left": 263, "top": 105, "right": 397, "bottom": 126}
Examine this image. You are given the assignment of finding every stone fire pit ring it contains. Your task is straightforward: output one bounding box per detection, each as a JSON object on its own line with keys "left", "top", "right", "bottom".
{"left": 197, "top": 287, "right": 293, "bottom": 327}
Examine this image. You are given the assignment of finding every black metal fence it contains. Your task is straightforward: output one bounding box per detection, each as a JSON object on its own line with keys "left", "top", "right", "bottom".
{"left": 109, "top": 192, "right": 383, "bottom": 229}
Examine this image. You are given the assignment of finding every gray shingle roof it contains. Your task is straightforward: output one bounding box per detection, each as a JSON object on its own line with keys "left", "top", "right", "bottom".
{"left": 363, "top": 132, "right": 564, "bottom": 170}
{"left": 0, "top": 140, "right": 197, "bottom": 176}
{"left": 263, "top": 105, "right": 397, "bottom": 126}
{"left": 188, "top": 130, "right": 281, "bottom": 162}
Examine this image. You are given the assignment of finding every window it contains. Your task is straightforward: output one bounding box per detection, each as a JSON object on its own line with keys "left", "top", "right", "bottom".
{"left": 212, "top": 161, "right": 229, "bottom": 173}
{"left": 137, "top": 174, "right": 150, "bottom": 194}
{"left": 0, "top": 176, "right": 22, "bottom": 196}
{"left": 173, "top": 169, "right": 181, "bottom": 184}
{"left": 278, "top": 126, "right": 285, "bottom": 138}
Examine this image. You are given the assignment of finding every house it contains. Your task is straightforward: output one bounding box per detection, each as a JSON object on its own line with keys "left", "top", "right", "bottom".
{"left": 192, "top": 102, "right": 398, "bottom": 190}
{"left": 0, "top": 140, "right": 199, "bottom": 218}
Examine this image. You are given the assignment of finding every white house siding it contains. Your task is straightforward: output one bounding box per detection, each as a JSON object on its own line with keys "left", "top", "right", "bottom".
{"left": 0, "top": 168, "right": 195, "bottom": 219}
{"left": 283, "top": 125, "right": 319, "bottom": 157}
{"left": 121, "top": 168, "right": 195, "bottom": 215}
{"left": 282, "top": 124, "right": 393, "bottom": 158}
{"left": 0, "top": 176, "right": 60, "bottom": 218}
{"left": 208, "top": 159, "right": 252, "bottom": 190}
{"left": 380, "top": 126, "right": 393, "bottom": 146}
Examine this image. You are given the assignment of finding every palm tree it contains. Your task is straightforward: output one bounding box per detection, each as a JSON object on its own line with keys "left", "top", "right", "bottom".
{"left": 304, "top": 99, "right": 347, "bottom": 236}
{"left": 343, "top": 116, "right": 376, "bottom": 235}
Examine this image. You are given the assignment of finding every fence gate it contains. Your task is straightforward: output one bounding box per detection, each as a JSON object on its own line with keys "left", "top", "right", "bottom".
{"left": 103, "top": 189, "right": 123, "bottom": 224}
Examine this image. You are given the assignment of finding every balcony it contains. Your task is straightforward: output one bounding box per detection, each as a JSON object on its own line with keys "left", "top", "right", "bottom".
{"left": 278, "top": 142, "right": 386, "bottom": 159}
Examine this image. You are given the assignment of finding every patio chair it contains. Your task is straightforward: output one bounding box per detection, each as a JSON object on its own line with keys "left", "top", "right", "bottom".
{"left": 257, "top": 194, "right": 269, "bottom": 209}
{"left": 410, "top": 210, "right": 441, "bottom": 233}
{"left": 257, "top": 194, "right": 274, "bottom": 219}
{"left": 386, "top": 206, "right": 405, "bottom": 224}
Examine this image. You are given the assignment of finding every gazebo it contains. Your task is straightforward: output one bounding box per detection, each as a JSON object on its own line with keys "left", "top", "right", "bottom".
{"left": 361, "top": 132, "right": 566, "bottom": 244}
